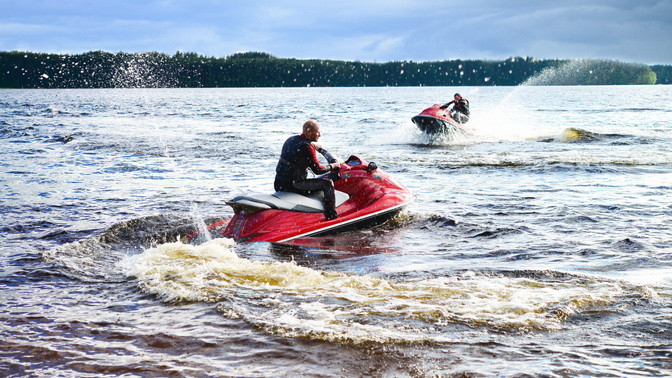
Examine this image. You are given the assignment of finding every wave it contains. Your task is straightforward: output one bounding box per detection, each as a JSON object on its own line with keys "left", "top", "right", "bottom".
{"left": 41, "top": 214, "right": 227, "bottom": 282}
{"left": 0, "top": 121, "right": 77, "bottom": 144}
{"left": 121, "top": 239, "right": 652, "bottom": 344}
{"left": 417, "top": 214, "right": 459, "bottom": 229}
{"left": 537, "top": 127, "right": 649, "bottom": 144}
{"left": 536, "top": 107, "right": 672, "bottom": 113}
{"left": 416, "top": 159, "right": 666, "bottom": 170}
{"left": 397, "top": 145, "right": 670, "bottom": 168}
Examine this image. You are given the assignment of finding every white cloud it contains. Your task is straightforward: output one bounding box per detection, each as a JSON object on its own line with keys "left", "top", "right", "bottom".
{"left": 0, "top": 22, "right": 56, "bottom": 35}
{"left": 0, "top": 0, "right": 670, "bottom": 63}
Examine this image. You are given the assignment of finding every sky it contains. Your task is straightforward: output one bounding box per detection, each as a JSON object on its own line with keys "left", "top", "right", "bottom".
{"left": 1, "top": 0, "right": 671, "bottom": 64}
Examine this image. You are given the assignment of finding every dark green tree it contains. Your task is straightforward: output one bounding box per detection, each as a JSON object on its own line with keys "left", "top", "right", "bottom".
{"left": 0, "top": 51, "right": 666, "bottom": 88}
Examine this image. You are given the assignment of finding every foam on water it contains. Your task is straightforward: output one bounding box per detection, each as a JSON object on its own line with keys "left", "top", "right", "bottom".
{"left": 121, "top": 239, "right": 652, "bottom": 343}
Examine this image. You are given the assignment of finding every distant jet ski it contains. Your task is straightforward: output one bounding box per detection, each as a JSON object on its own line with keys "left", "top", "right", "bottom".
{"left": 411, "top": 104, "right": 472, "bottom": 137}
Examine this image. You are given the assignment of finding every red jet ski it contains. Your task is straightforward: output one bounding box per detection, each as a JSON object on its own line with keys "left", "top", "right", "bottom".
{"left": 219, "top": 155, "right": 414, "bottom": 243}
{"left": 411, "top": 104, "right": 471, "bottom": 136}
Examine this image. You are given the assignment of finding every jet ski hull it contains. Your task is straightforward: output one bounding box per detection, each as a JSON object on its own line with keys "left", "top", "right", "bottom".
{"left": 220, "top": 156, "right": 414, "bottom": 243}
{"left": 412, "top": 104, "right": 470, "bottom": 136}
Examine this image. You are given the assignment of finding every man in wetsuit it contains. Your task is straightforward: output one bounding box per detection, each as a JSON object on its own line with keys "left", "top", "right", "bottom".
{"left": 274, "top": 120, "right": 342, "bottom": 220}
{"left": 440, "top": 93, "right": 470, "bottom": 124}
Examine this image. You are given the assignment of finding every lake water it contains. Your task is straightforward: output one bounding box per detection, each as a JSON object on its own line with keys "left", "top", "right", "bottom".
{"left": 1, "top": 85, "right": 671, "bottom": 376}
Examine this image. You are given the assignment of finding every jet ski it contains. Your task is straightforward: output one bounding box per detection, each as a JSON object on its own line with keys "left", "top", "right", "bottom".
{"left": 411, "top": 104, "right": 471, "bottom": 136}
{"left": 219, "top": 155, "right": 414, "bottom": 243}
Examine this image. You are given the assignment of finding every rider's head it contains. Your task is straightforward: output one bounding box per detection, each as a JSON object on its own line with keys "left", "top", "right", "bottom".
{"left": 302, "top": 119, "right": 322, "bottom": 142}
{"left": 454, "top": 93, "right": 462, "bottom": 100}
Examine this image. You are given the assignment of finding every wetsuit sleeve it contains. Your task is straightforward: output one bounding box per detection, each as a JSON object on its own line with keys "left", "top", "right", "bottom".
{"left": 439, "top": 100, "right": 454, "bottom": 109}
{"left": 303, "top": 144, "right": 330, "bottom": 174}
{"left": 318, "top": 147, "right": 338, "bottom": 164}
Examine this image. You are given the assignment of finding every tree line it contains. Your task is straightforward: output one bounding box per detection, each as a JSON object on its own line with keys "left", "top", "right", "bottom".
{"left": 0, "top": 50, "right": 664, "bottom": 88}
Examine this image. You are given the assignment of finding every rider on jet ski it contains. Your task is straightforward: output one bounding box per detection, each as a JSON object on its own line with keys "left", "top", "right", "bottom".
{"left": 274, "top": 120, "right": 342, "bottom": 220}
{"left": 440, "top": 93, "right": 470, "bottom": 124}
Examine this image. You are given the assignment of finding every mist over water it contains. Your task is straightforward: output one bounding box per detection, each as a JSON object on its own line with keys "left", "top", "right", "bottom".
{"left": 523, "top": 59, "right": 654, "bottom": 86}
{"left": 2, "top": 84, "right": 672, "bottom": 376}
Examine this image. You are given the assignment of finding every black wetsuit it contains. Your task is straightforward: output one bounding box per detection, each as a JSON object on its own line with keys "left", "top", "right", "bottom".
{"left": 274, "top": 134, "right": 338, "bottom": 219}
{"left": 440, "top": 98, "right": 470, "bottom": 123}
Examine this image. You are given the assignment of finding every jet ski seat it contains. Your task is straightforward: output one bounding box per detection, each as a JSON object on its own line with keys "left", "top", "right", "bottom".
{"left": 227, "top": 190, "right": 350, "bottom": 214}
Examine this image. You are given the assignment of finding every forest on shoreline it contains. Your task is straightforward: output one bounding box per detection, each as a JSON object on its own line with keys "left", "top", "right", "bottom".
{"left": 1, "top": 51, "right": 668, "bottom": 88}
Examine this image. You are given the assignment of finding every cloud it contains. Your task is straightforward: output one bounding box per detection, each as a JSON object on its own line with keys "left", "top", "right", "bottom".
{"left": 0, "top": 22, "right": 55, "bottom": 34}
{"left": 0, "top": 0, "right": 670, "bottom": 63}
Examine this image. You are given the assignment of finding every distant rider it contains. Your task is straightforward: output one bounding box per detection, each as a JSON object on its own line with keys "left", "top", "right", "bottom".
{"left": 274, "top": 120, "right": 342, "bottom": 220}
{"left": 440, "top": 93, "right": 470, "bottom": 124}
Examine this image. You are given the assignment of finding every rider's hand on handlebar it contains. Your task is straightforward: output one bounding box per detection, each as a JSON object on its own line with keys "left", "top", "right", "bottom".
{"left": 330, "top": 162, "right": 342, "bottom": 171}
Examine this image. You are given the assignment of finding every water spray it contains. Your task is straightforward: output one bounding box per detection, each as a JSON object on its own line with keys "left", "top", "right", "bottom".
{"left": 151, "top": 120, "right": 213, "bottom": 243}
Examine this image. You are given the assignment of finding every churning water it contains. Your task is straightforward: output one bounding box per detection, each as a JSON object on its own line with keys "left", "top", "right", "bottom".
{"left": 1, "top": 85, "right": 671, "bottom": 376}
